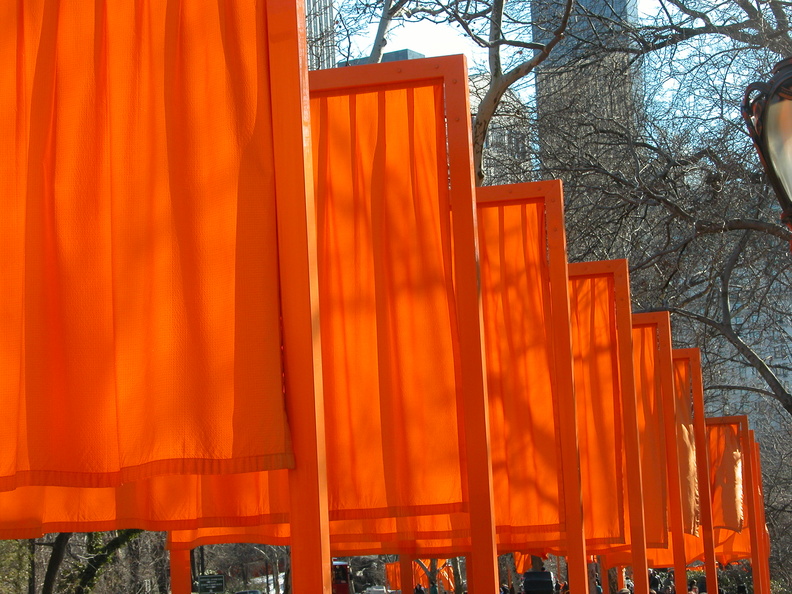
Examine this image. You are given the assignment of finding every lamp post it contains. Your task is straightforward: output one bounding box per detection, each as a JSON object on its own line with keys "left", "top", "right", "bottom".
{"left": 742, "top": 57, "right": 792, "bottom": 242}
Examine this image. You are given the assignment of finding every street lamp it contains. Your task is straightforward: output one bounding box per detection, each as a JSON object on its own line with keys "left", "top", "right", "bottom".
{"left": 742, "top": 57, "right": 792, "bottom": 237}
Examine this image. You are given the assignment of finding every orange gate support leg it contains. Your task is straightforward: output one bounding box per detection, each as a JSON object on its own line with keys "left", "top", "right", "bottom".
{"left": 267, "top": 0, "right": 332, "bottom": 592}
{"left": 170, "top": 549, "right": 192, "bottom": 594}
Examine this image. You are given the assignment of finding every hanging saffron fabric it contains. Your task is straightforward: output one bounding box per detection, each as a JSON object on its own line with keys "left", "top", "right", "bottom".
{"left": 0, "top": 0, "right": 294, "bottom": 491}
{"left": 673, "top": 354, "right": 701, "bottom": 535}
{"left": 477, "top": 183, "right": 573, "bottom": 550}
{"left": 385, "top": 561, "right": 455, "bottom": 591}
{"left": 0, "top": 470, "right": 291, "bottom": 539}
{"left": 0, "top": 57, "right": 491, "bottom": 550}
{"left": 566, "top": 267, "right": 626, "bottom": 549}
{"left": 310, "top": 75, "right": 464, "bottom": 519}
{"left": 706, "top": 421, "right": 744, "bottom": 532}
{"left": 630, "top": 316, "right": 671, "bottom": 548}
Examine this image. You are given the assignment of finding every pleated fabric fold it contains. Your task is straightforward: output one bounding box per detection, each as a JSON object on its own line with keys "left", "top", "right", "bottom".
{"left": 1, "top": 0, "right": 294, "bottom": 491}
{"left": 673, "top": 355, "right": 701, "bottom": 535}
{"left": 707, "top": 422, "right": 744, "bottom": 532}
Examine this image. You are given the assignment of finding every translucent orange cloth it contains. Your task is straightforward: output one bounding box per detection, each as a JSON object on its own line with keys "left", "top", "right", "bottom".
{"left": 566, "top": 271, "right": 626, "bottom": 550}
{"left": 0, "top": 470, "right": 291, "bottom": 539}
{"left": 0, "top": 57, "right": 477, "bottom": 543}
{"left": 0, "top": 0, "right": 293, "bottom": 491}
{"left": 630, "top": 320, "right": 670, "bottom": 548}
{"left": 311, "top": 75, "right": 465, "bottom": 521}
{"left": 171, "top": 193, "right": 638, "bottom": 558}
{"left": 478, "top": 196, "right": 565, "bottom": 547}
{"left": 385, "top": 561, "right": 455, "bottom": 591}
{"left": 673, "top": 356, "right": 700, "bottom": 535}
{"left": 610, "top": 419, "right": 749, "bottom": 568}
{"left": 707, "top": 423, "right": 744, "bottom": 531}
{"left": 598, "top": 317, "right": 671, "bottom": 558}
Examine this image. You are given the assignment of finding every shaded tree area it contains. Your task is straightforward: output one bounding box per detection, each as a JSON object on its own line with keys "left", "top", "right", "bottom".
{"left": 0, "top": 531, "right": 168, "bottom": 594}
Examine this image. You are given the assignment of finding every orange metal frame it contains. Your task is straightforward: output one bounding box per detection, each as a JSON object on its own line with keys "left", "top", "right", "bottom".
{"left": 309, "top": 55, "right": 499, "bottom": 594}
{"left": 567, "top": 260, "right": 649, "bottom": 594}
{"left": 477, "top": 180, "right": 589, "bottom": 594}
{"left": 673, "top": 349, "right": 719, "bottom": 594}
{"left": 632, "top": 312, "right": 688, "bottom": 581}
{"left": 749, "top": 432, "right": 772, "bottom": 593}
{"left": 706, "top": 416, "right": 764, "bottom": 593}
{"left": 269, "top": 0, "right": 333, "bottom": 592}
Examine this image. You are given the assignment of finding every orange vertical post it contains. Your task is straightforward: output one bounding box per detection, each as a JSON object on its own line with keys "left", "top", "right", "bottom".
{"left": 741, "top": 425, "right": 765, "bottom": 594}
{"left": 170, "top": 549, "right": 192, "bottom": 594}
{"left": 266, "top": 1, "right": 332, "bottom": 593}
{"left": 616, "top": 567, "right": 626, "bottom": 590}
{"left": 682, "top": 350, "right": 719, "bottom": 594}
{"left": 546, "top": 183, "right": 590, "bottom": 594}
{"left": 750, "top": 433, "right": 772, "bottom": 594}
{"left": 401, "top": 557, "right": 416, "bottom": 593}
{"left": 649, "top": 313, "right": 689, "bottom": 592}
{"left": 600, "top": 557, "right": 611, "bottom": 593}
{"left": 611, "top": 263, "right": 650, "bottom": 594}
{"left": 444, "top": 58, "right": 499, "bottom": 594}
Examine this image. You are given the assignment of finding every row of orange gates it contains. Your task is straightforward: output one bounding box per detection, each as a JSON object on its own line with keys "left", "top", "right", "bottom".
{"left": 0, "top": 2, "right": 770, "bottom": 594}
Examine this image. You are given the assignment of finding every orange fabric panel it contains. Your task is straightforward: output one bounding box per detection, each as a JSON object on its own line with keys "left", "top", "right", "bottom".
{"left": 567, "top": 273, "right": 626, "bottom": 547}
{"left": 0, "top": 60, "right": 475, "bottom": 542}
{"left": 514, "top": 552, "right": 531, "bottom": 574}
{"left": 707, "top": 423, "right": 744, "bottom": 531}
{"left": 0, "top": 0, "right": 293, "bottom": 491}
{"left": 673, "top": 357, "right": 700, "bottom": 535}
{"left": 478, "top": 200, "right": 564, "bottom": 542}
{"left": 385, "top": 561, "right": 455, "bottom": 590}
{"left": 168, "top": 184, "right": 575, "bottom": 556}
{"left": 311, "top": 79, "right": 465, "bottom": 519}
{"left": 0, "top": 470, "right": 291, "bottom": 539}
{"left": 386, "top": 563, "right": 401, "bottom": 589}
{"left": 630, "top": 322, "right": 670, "bottom": 548}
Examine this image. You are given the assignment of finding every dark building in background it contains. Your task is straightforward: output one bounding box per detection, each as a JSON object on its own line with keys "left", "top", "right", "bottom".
{"left": 307, "top": 0, "right": 336, "bottom": 70}
{"left": 338, "top": 48, "right": 426, "bottom": 67}
{"left": 531, "top": 0, "right": 642, "bottom": 173}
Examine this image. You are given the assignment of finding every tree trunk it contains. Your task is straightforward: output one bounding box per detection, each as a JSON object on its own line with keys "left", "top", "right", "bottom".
{"left": 74, "top": 529, "right": 143, "bottom": 594}
{"left": 42, "top": 533, "right": 72, "bottom": 594}
{"left": 27, "top": 539, "right": 36, "bottom": 594}
{"left": 451, "top": 557, "right": 463, "bottom": 594}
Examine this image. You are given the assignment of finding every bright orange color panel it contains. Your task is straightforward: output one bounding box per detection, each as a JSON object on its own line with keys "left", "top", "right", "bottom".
{"left": 478, "top": 193, "right": 564, "bottom": 544}
{"left": 385, "top": 561, "right": 455, "bottom": 591}
{"left": 0, "top": 0, "right": 294, "bottom": 491}
{"left": 567, "top": 270, "right": 626, "bottom": 549}
{"left": 630, "top": 318, "right": 671, "bottom": 548}
{"left": 707, "top": 423, "right": 744, "bottom": 531}
{"left": 310, "top": 78, "right": 464, "bottom": 520}
{"left": 0, "top": 57, "right": 492, "bottom": 545}
{"left": 673, "top": 356, "right": 701, "bottom": 535}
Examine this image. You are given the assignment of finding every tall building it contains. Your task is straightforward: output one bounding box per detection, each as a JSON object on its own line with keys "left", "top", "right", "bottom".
{"left": 531, "top": 0, "right": 641, "bottom": 172}
{"left": 307, "top": 0, "right": 336, "bottom": 70}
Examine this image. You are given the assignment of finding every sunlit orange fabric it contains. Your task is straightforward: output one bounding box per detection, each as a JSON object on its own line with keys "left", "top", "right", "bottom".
{"left": 478, "top": 200, "right": 564, "bottom": 546}
{"left": 707, "top": 423, "right": 743, "bottom": 531}
{"left": 0, "top": 470, "right": 291, "bottom": 539}
{"left": 0, "top": 61, "right": 474, "bottom": 543}
{"left": 567, "top": 273, "right": 625, "bottom": 548}
{"left": 0, "top": 0, "right": 293, "bottom": 491}
{"left": 673, "top": 357, "right": 700, "bottom": 535}
{"left": 311, "top": 79, "right": 465, "bottom": 519}
{"left": 513, "top": 552, "right": 531, "bottom": 574}
{"left": 385, "top": 561, "right": 455, "bottom": 590}
{"left": 630, "top": 322, "right": 669, "bottom": 547}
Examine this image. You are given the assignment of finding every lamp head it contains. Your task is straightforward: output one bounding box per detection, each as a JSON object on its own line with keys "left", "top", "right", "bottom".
{"left": 742, "top": 57, "right": 792, "bottom": 234}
